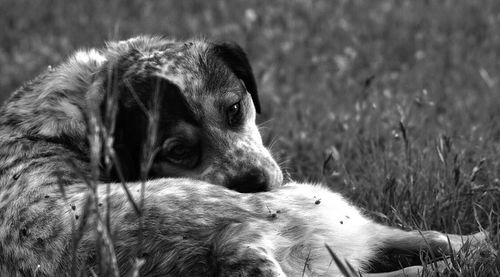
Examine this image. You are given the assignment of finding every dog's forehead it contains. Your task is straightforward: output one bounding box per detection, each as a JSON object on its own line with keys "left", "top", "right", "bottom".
{"left": 134, "top": 41, "right": 205, "bottom": 91}
{"left": 153, "top": 43, "right": 239, "bottom": 102}
{"left": 152, "top": 42, "right": 235, "bottom": 89}
{"left": 151, "top": 42, "right": 205, "bottom": 89}
{"left": 117, "top": 37, "right": 241, "bottom": 121}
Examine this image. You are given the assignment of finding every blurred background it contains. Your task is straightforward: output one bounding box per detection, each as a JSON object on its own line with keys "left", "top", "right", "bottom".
{"left": 2, "top": 0, "right": 500, "bottom": 258}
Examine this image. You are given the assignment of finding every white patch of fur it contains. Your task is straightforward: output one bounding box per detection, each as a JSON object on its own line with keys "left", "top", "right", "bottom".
{"left": 260, "top": 183, "right": 378, "bottom": 275}
{"left": 246, "top": 123, "right": 264, "bottom": 146}
{"left": 73, "top": 49, "right": 106, "bottom": 65}
{"left": 155, "top": 72, "right": 185, "bottom": 91}
{"left": 58, "top": 100, "right": 83, "bottom": 121}
{"left": 38, "top": 121, "right": 58, "bottom": 137}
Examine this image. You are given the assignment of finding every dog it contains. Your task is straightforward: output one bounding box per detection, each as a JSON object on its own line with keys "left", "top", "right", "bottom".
{"left": 0, "top": 36, "right": 486, "bottom": 276}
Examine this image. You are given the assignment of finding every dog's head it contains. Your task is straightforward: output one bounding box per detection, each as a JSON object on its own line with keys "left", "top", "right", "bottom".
{"left": 92, "top": 36, "right": 282, "bottom": 192}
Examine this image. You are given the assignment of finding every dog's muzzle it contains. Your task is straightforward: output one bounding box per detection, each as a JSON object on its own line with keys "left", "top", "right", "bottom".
{"left": 228, "top": 167, "right": 273, "bottom": 193}
{"left": 227, "top": 156, "right": 283, "bottom": 193}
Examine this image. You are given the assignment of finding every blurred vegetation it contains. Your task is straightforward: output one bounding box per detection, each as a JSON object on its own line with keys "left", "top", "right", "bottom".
{"left": 1, "top": 0, "right": 500, "bottom": 275}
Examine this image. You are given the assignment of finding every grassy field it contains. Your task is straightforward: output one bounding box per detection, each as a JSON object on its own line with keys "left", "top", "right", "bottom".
{"left": 1, "top": 0, "right": 500, "bottom": 275}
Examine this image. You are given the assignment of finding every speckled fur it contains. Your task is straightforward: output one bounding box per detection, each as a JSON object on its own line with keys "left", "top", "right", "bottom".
{"left": 0, "top": 36, "right": 484, "bottom": 276}
{"left": 0, "top": 35, "right": 283, "bottom": 275}
{"left": 0, "top": 35, "right": 282, "bottom": 190}
{"left": 0, "top": 171, "right": 484, "bottom": 276}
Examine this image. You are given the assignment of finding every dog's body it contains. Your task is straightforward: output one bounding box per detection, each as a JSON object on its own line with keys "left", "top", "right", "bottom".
{"left": 0, "top": 36, "right": 485, "bottom": 276}
{"left": 0, "top": 175, "right": 485, "bottom": 276}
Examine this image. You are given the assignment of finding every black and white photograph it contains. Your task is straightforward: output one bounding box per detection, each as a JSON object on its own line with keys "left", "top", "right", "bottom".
{"left": 0, "top": 1, "right": 498, "bottom": 276}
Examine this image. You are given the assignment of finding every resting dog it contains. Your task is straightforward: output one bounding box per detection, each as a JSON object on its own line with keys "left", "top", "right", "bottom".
{"left": 0, "top": 36, "right": 485, "bottom": 276}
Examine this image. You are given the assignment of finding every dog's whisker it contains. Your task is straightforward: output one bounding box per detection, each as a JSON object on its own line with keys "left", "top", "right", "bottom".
{"left": 267, "top": 136, "right": 280, "bottom": 151}
{"left": 257, "top": 118, "right": 275, "bottom": 128}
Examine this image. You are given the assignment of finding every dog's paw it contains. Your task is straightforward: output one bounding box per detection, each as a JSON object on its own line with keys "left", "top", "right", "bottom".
{"left": 447, "top": 231, "right": 489, "bottom": 253}
{"left": 214, "top": 247, "right": 286, "bottom": 277}
{"left": 209, "top": 222, "right": 286, "bottom": 277}
{"left": 219, "top": 260, "right": 286, "bottom": 277}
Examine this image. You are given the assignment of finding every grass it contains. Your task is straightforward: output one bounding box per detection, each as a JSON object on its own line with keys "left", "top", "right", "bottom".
{"left": 1, "top": 0, "right": 500, "bottom": 275}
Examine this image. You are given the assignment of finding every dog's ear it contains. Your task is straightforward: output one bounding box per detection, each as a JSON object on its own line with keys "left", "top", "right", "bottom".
{"left": 85, "top": 58, "right": 142, "bottom": 181}
{"left": 87, "top": 53, "right": 162, "bottom": 181}
{"left": 211, "top": 42, "right": 261, "bottom": 114}
{"left": 90, "top": 42, "right": 198, "bottom": 182}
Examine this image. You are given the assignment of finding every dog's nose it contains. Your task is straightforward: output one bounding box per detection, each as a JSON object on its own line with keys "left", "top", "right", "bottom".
{"left": 229, "top": 168, "right": 269, "bottom": 193}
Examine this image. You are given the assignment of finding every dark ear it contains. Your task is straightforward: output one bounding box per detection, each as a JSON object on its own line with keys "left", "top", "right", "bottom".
{"left": 95, "top": 56, "right": 174, "bottom": 181}
{"left": 108, "top": 75, "right": 187, "bottom": 182}
{"left": 211, "top": 42, "right": 261, "bottom": 113}
{"left": 93, "top": 61, "right": 148, "bottom": 181}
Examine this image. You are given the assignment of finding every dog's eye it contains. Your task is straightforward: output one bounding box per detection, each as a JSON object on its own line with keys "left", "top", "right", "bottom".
{"left": 227, "top": 101, "right": 242, "bottom": 126}
{"left": 169, "top": 144, "right": 190, "bottom": 157}
{"left": 160, "top": 139, "right": 198, "bottom": 168}
{"left": 165, "top": 143, "right": 191, "bottom": 160}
